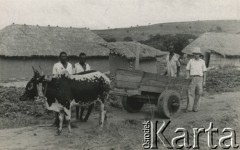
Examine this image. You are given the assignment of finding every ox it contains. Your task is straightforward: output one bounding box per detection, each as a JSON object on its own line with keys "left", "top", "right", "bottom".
{"left": 19, "top": 68, "right": 110, "bottom": 135}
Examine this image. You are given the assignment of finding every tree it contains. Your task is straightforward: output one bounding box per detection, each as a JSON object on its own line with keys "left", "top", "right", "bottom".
{"left": 209, "top": 26, "right": 223, "bottom": 32}
{"left": 103, "top": 37, "right": 117, "bottom": 42}
{"left": 216, "top": 26, "right": 222, "bottom": 32}
{"left": 139, "top": 34, "right": 197, "bottom": 53}
{"left": 123, "top": 36, "right": 133, "bottom": 42}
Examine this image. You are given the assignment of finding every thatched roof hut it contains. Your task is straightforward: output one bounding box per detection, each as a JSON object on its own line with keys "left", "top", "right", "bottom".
{"left": 182, "top": 32, "right": 240, "bottom": 56}
{"left": 0, "top": 24, "right": 109, "bottom": 80}
{"left": 0, "top": 24, "right": 109, "bottom": 57}
{"left": 104, "top": 42, "right": 167, "bottom": 76}
{"left": 182, "top": 32, "right": 240, "bottom": 67}
{"left": 103, "top": 41, "right": 167, "bottom": 60}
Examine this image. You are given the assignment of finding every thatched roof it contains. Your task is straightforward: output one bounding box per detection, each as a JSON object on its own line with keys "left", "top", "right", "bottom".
{"left": 182, "top": 32, "right": 240, "bottom": 57}
{"left": 101, "top": 42, "right": 167, "bottom": 60}
{"left": 0, "top": 24, "right": 109, "bottom": 57}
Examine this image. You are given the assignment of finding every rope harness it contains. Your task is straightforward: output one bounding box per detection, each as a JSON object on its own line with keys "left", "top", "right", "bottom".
{"left": 35, "top": 83, "right": 48, "bottom": 104}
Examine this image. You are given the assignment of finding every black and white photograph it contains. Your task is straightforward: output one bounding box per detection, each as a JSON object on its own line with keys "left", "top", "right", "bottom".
{"left": 0, "top": 0, "right": 240, "bottom": 149}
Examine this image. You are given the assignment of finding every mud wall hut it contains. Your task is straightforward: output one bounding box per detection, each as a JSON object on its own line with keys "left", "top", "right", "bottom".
{"left": 182, "top": 32, "right": 240, "bottom": 68}
{"left": 103, "top": 42, "right": 167, "bottom": 77}
{"left": 0, "top": 24, "right": 110, "bottom": 81}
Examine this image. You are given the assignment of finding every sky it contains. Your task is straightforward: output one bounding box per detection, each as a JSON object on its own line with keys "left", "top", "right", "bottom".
{"left": 0, "top": 0, "right": 240, "bottom": 30}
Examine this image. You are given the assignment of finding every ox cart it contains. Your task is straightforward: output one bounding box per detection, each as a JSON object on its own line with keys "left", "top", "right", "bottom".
{"left": 110, "top": 69, "right": 191, "bottom": 118}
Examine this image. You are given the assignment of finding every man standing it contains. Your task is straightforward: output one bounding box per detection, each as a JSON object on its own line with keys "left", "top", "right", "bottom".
{"left": 74, "top": 53, "right": 91, "bottom": 73}
{"left": 74, "top": 53, "right": 92, "bottom": 121}
{"left": 53, "top": 51, "right": 73, "bottom": 77}
{"left": 52, "top": 51, "right": 73, "bottom": 126}
{"left": 186, "top": 47, "right": 207, "bottom": 112}
{"left": 165, "top": 45, "right": 181, "bottom": 77}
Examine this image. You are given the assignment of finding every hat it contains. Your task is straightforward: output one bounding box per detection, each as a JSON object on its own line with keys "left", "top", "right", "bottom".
{"left": 192, "top": 47, "right": 202, "bottom": 54}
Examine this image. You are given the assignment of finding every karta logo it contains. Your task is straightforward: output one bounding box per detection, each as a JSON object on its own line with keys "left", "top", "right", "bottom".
{"left": 142, "top": 121, "right": 239, "bottom": 149}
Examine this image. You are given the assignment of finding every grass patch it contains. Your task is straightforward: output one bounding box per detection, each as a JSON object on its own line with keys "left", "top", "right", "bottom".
{"left": 0, "top": 86, "right": 54, "bottom": 129}
{"left": 207, "top": 68, "right": 240, "bottom": 93}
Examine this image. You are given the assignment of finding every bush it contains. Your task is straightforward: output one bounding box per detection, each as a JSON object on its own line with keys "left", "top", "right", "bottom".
{"left": 206, "top": 68, "right": 240, "bottom": 93}
{"left": 123, "top": 36, "right": 133, "bottom": 42}
{"left": 0, "top": 87, "right": 53, "bottom": 129}
{"left": 216, "top": 26, "right": 222, "bottom": 32}
{"left": 139, "top": 34, "right": 197, "bottom": 53}
{"left": 103, "top": 37, "right": 117, "bottom": 42}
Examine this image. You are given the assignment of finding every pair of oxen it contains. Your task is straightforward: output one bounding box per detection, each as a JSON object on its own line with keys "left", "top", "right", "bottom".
{"left": 19, "top": 67, "right": 110, "bottom": 135}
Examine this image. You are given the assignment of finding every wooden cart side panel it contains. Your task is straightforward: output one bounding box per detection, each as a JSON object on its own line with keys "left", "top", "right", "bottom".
{"left": 115, "top": 81, "right": 139, "bottom": 89}
{"left": 113, "top": 69, "right": 190, "bottom": 99}
{"left": 141, "top": 72, "right": 190, "bottom": 85}
{"left": 114, "top": 69, "right": 144, "bottom": 90}
{"left": 140, "top": 85, "right": 164, "bottom": 93}
{"left": 141, "top": 79, "right": 190, "bottom": 89}
{"left": 110, "top": 89, "right": 141, "bottom": 96}
{"left": 116, "top": 74, "right": 142, "bottom": 83}
{"left": 140, "top": 72, "right": 190, "bottom": 98}
{"left": 116, "top": 69, "right": 144, "bottom": 76}
{"left": 139, "top": 84, "right": 188, "bottom": 94}
{"left": 141, "top": 72, "right": 190, "bottom": 91}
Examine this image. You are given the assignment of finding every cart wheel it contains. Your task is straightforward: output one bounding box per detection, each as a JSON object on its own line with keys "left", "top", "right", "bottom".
{"left": 157, "top": 90, "right": 181, "bottom": 118}
{"left": 122, "top": 96, "right": 144, "bottom": 113}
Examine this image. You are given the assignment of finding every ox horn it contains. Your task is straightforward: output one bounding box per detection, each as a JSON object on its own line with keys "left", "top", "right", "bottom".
{"left": 39, "top": 65, "right": 44, "bottom": 75}
{"left": 32, "top": 66, "right": 40, "bottom": 76}
{"left": 32, "top": 66, "right": 36, "bottom": 73}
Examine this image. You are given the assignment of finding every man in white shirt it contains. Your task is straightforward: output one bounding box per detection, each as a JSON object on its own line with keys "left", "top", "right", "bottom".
{"left": 186, "top": 47, "right": 207, "bottom": 112}
{"left": 74, "top": 53, "right": 92, "bottom": 121}
{"left": 74, "top": 53, "right": 91, "bottom": 73}
{"left": 165, "top": 45, "right": 180, "bottom": 77}
{"left": 52, "top": 51, "right": 73, "bottom": 126}
{"left": 52, "top": 51, "right": 73, "bottom": 78}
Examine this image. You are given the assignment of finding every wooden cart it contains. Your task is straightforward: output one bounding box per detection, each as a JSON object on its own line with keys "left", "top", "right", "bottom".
{"left": 110, "top": 69, "right": 191, "bottom": 118}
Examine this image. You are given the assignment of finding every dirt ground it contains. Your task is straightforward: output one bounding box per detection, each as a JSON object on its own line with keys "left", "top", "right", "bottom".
{"left": 0, "top": 89, "right": 239, "bottom": 150}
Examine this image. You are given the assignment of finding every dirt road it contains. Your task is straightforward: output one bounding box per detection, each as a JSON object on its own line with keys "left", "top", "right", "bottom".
{"left": 0, "top": 91, "right": 239, "bottom": 150}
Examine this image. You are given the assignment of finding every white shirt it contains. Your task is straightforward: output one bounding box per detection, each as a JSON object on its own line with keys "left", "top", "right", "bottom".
{"left": 74, "top": 63, "right": 91, "bottom": 73}
{"left": 52, "top": 62, "right": 73, "bottom": 77}
{"left": 166, "top": 53, "right": 180, "bottom": 77}
{"left": 186, "top": 58, "right": 207, "bottom": 76}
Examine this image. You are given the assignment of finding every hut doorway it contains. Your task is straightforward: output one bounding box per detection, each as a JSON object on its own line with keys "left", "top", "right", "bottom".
{"left": 205, "top": 52, "right": 211, "bottom": 68}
